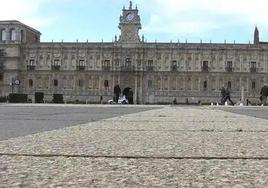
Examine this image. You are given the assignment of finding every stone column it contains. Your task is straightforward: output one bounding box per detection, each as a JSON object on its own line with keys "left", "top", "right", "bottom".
{"left": 134, "top": 74, "right": 138, "bottom": 104}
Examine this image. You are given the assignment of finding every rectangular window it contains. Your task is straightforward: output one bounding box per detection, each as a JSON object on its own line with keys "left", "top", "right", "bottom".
{"left": 250, "top": 62, "right": 257, "bottom": 72}
{"left": 29, "top": 59, "right": 35, "bottom": 65}
{"left": 252, "top": 81, "right": 256, "bottom": 90}
{"left": 203, "top": 81, "right": 207, "bottom": 91}
{"left": 29, "top": 79, "right": 33, "bottom": 87}
{"left": 53, "top": 79, "right": 58, "bottom": 87}
{"left": 147, "top": 60, "right": 154, "bottom": 71}
{"left": 104, "top": 80, "right": 109, "bottom": 87}
{"left": 52, "top": 59, "right": 61, "bottom": 71}
{"left": 202, "top": 61, "right": 208, "bottom": 72}
{"left": 79, "top": 60, "right": 85, "bottom": 66}
{"left": 121, "top": 58, "right": 133, "bottom": 71}
{"left": 251, "top": 61, "right": 256, "bottom": 68}
{"left": 171, "top": 60, "right": 177, "bottom": 71}
{"left": 102, "top": 60, "right": 110, "bottom": 71}
{"left": 53, "top": 59, "right": 60, "bottom": 66}
{"left": 125, "top": 58, "right": 131, "bottom": 67}
{"left": 226, "top": 61, "right": 233, "bottom": 72}
{"left": 27, "top": 59, "right": 36, "bottom": 70}
{"left": 77, "top": 60, "right": 86, "bottom": 71}
{"left": 93, "top": 76, "right": 99, "bottom": 89}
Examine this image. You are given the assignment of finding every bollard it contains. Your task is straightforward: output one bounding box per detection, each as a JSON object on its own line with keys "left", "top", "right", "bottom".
{"left": 211, "top": 102, "right": 214, "bottom": 106}
{"left": 216, "top": 102, "right": 219, "bottom": 106}
{"left": 225, "top": 101, "right": 228, "bottom": 106}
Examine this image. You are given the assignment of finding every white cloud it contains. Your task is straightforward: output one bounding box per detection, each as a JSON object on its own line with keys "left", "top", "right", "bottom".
{"left": 137, "top": 0, "right": 268, "bottom": 40}
{"left": 0, "top": 0, "right": 57, "bottom": 28}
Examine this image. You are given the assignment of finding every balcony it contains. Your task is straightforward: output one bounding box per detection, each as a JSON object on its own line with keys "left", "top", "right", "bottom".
{"left": 201, "top": 66, "right": 209, "bottom": 72}
{"left": 120, "top": 65, "right": 135, "bottom": 72}
{"left": 76, "top": 66, "right": 86, "bottom": 71}
{"left": 225, "top": 67, "right": 233, "bottom": 72}
{"left": 27, "top": 65, "right": 35, "bottom": 71}
{"left": 102, "top": 66, "right": 111, "bottom": 71}
{"left": 250, "top": 67, "right": 257, "bottom": 73}
{"left": 146, "top": 66, "right": 154, "bottom": 71}
{"left": 171, "top": 65, "right": 177, "bottom": 72}
{"left": 51, "top": 65, "right": 60, "bottom": 71}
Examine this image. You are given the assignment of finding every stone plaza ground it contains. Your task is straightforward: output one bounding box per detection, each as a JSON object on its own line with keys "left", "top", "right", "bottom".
{"left": 0, "top": 104, "right": 267, "bottom": 187}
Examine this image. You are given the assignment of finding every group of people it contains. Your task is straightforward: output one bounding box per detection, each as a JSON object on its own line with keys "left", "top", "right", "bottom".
{"left": 114, "top": 84, "right": 268, "bottom": 106}
{"left": 113, "top": 85, "right": 134, "bottom": 104}
{"left": 220, "top": 84, "right": 268, "bottom": 106}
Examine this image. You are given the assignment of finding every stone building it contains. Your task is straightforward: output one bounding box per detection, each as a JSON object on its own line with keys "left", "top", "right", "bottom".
{"left": 0, "top": 2, "right": 267, "bottom": 104}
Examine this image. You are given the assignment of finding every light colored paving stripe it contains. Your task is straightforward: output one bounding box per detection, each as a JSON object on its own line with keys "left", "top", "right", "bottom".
{"left": 0, "top": 107, "right": 267, "bottom": 157}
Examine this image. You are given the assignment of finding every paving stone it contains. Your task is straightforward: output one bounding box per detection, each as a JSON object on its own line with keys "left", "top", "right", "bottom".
{"left": 0, "top": 106, "right": 267, "bottom": 187}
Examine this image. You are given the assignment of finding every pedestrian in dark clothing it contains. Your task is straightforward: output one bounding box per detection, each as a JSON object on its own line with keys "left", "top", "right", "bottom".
{"left": 220, "top": 86, "right": 226, "bottom": 105}
{"left": 260, "top": 84, "right": 268, "bottom": 105}
{"left": 114, "top": 85, "right": 121, "bottom": 102}
{"left": 222, "top": 87, "right": 235, "bottom": 105}
{"left": 128, "top": 89, "right": 134, "bottom": 104}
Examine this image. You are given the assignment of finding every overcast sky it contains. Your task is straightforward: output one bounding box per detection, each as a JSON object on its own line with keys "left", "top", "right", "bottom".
{"left": 1, "top": 0, "right": 268, "bottom": 43}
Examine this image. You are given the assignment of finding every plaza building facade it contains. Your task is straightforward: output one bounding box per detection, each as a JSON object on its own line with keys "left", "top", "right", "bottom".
{"left": 0, "top": 2, "right": 267, "bottom": 104}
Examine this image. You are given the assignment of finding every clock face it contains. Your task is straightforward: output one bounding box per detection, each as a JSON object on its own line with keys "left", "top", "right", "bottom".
{"left": 126, "top": 13, "right": 134, "bottom": 21}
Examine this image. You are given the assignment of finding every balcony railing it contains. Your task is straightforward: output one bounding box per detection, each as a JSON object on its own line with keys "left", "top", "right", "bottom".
{"left": 27, "top": 65, "right": 35, "bottom": 71}
{"left": 51, "top": 65, "right": 60, "bottom": 71}
{"left": 76, "top": 66, "right": 86, "bottom": 71}
{"left": 171, "top": 65, "right": 177, "bottom": 72}
{"left": 201, "top": 66, "right": 209, "bottom": 72}
{"left": 225, "top": 67, "right": 233, "bottom": 72}
{"left": 250, "top": 67, "right": 257, "bottom": 73}
{"left": 120, "top": 65, "right": 135, "bottom": 71}
{"left": 102, "top": 66, "right": 111, "bottom": 71}
{"left": 146, "top": 66, "right": 154, "bottom": 71}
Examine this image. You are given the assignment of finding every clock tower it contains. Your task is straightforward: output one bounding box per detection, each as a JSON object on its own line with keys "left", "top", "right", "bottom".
{"left": 119, "top": 1, "right": 141, "bottom": 43}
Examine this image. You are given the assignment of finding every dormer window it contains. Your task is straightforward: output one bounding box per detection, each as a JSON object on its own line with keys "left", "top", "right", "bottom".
{"left": 1, "top": 29, "right": 6, "bottom": 41}
{"left": 20, "top": 30, "right": 24, "bottom": 42}
{"left": 10, "top": 29, "right": 16, "bottom": 41}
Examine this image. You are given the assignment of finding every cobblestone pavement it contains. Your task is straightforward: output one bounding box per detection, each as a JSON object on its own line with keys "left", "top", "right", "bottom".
{"left": 0, "top": 106, "right": 267, "bottom": 187}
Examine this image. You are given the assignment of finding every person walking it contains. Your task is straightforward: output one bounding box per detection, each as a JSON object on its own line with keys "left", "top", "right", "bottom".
{"left": 222, "top": 87, "right": 235, "bottom": 105}
{"left": 220, "top": 86, "right": 226, "bottom": 105}
{"left": 260, "top": 84, "right": 268, "bottom": 105}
